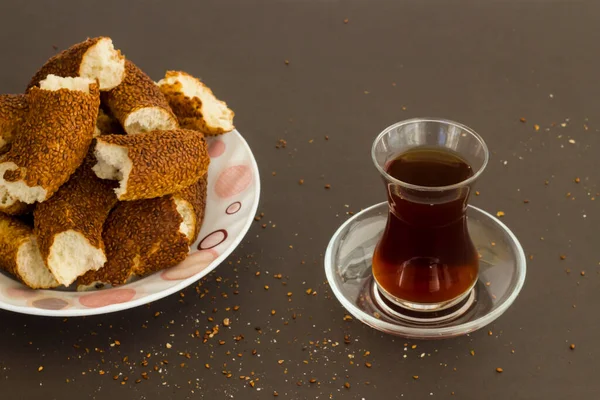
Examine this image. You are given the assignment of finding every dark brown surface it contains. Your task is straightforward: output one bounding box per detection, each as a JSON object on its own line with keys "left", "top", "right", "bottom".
{"left": 0, "top": 0, "right": 599, "bottom": 399}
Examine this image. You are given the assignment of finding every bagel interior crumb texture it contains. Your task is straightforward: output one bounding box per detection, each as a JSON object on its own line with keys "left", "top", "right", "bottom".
{"left": 39, "top": 75, "right": 94, "bottom": 93}
{"left": 174, "top": 198, "right": 195, "bottom": 241}
{"left": 92, "top": 130, "right": 209, "bottom": 201}
{"left": 92, "top": 142, "right": 132, "bottom": 196}
{"left": 0, "top": 94, "right": 28, "bottom": 153}
{"left": 124, "top": 106, "right": 178, "bottom": 135}
{"left": 0, "top": 161, "right": 47, "bottom": 203}
{"left": 102, "top": 60, "right": 178, "bottom": 135}
{"left": 0, "top": 213, "right": 58, "bottom": 289}
{"left": 79, "top": 37, "right": 125, "bottom": 91}
{"left": 28, "top": 37, "right": 125, "bottom": 91}
{"left": 0, "top": 75, "right": 100, "bottom": 203}
{"left": 45, "top": 230, "right": 107, "bottom": 286}
{"left": 158, "top": 71, "right": 234, "bottom": 135}
{"left": 0, "top": 185, "right": 32, "bottom": 215}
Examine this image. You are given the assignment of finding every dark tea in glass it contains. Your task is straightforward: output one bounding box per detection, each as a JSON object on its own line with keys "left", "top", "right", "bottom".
{"left": 371, "top": 119, "right": 488, "bottom": 312}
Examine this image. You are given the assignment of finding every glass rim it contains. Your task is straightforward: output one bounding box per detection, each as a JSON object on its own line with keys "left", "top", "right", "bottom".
{"left": 371, "top": 118, "right": 490, "bottom": 192}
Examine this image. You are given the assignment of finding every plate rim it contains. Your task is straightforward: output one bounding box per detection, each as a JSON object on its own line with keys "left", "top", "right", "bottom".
{"left": 0, "top": 129, "right": 261, "bottom": 317}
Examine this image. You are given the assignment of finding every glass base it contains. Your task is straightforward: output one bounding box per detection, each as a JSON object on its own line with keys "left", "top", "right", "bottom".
{"left": 373, "top": 282, "right": 475, "bottom": 324}
{"left": 324, "top": 202, "right": 526, "bottom": 339}
{"left": 374, "top": 277, "right": 477, "bottom": 313}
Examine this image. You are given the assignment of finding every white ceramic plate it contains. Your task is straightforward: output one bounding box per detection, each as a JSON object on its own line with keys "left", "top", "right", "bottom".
{"left": 0, "top": 130, "right": 260, "bottom": 317}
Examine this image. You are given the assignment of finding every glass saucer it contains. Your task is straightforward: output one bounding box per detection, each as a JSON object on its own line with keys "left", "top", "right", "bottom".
{"left": 324, "top": 202, "right": 526, "bottom": 339}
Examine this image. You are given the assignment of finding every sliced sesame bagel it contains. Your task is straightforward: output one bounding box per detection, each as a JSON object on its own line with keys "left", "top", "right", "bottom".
{"left": 34, "top": 155, "right": 117, "bottom": 286}
{"left": 173, "top": 174, "right": 208, "bottom": 243}
{"left": 77, "top": 194, "right": 192, "bottom": 289}
{"left": 0, "top": 94, "right": 28, "bottom": 153}
{"left": 158, "top": 71, "right": 234, "bottom": 136}
{"left": 0, "top": 75, "right": 100, "bottom": 204}
{"left": 0, "top": 213, "right": 58, "bottom": 289}
{"left": 92, "top": 129, "right": 209, "bottom": 201}
{"left": 27, "top": 37, "right": 125, "bottom": 91}
{"left": 102, "top": 60, "right": 178, "bottom": 134}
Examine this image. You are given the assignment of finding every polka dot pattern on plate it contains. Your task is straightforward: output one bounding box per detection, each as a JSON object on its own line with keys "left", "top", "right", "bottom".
{"left": 214, "top": 165, "right": 252, "bottom": 198}
{"left": 198, "top": 230, "right": 228, "bottom": 250}
{"left": 208, "top": 139, "right": 226, "bottom": 158}
{"left": 162, "top": 249, "right": 219, "bottom": 281}
{"left": 226, "top": 201, "right": 242, "bottom": 214}
{"left": 79, "top": 289, "right": 136, "bottom": 308}
{"left": 32, "top": 297, "right": 70, "bottom": 310}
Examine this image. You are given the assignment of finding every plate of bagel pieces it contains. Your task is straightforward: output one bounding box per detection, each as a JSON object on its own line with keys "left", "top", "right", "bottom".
{"left": 0, "top": 37, "right": 260, "bottom": 316}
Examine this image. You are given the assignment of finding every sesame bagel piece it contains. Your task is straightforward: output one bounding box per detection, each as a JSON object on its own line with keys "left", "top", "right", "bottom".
{"left": 102, "top": 60, "right": 178, "bottom": 134}
{"left": 0, "top": 213, "right": 58, "bottom": 289}
{"left": 92, "top": 129, "right": 209, "bottom": 201}
{"left": 173, "top": 174, "right": 208, "bottom": 243}
{"left": 0, "top": 94, "right": 28, "bottom": 153}
{"left": 158, "top": 71, "right": 234, "bottom": 136}
{"left": 27, "top": 37, "right": 125, "bottom": 91}
{"left": 0, "top": 75, "right": 100, "bottom": 204}
{"left": 34, "top": 156, "right": 117, "bottom": 286}
{"left": 77, "top": 193, "right": 193, "bottom": 290}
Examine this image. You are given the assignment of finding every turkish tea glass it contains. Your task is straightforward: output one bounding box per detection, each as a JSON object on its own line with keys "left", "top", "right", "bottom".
{"left": 371, "top": 118, "right": 489, "bottom": 312}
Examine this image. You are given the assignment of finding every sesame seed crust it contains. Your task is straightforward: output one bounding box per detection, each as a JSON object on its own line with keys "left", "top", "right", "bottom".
{"left": 34, "top": 153, "right": 118, "bottom": 274}
{"left": 0, "top": 94, "right": 28, "bottom": 152}
{"left": 102, "top": 60, "right": 177, "bottom": 134}
{"left": 0, "top": 82, "right": 100, "bottom": 202}
{"left": 77, "top": 194, "right": 189, "bottom": 287}
{"left": 95, "top": 129, "right": 209, "bottom": 201}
